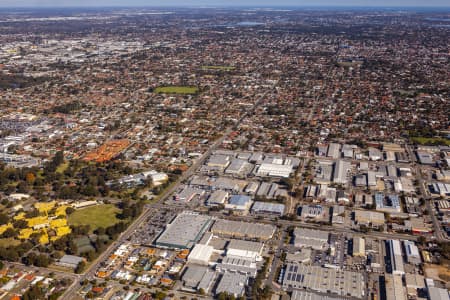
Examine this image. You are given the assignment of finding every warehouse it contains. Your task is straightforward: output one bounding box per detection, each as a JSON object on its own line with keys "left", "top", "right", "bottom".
{"left": 188, "top": 244, "right": 214, "bottom": 265}
{"left": 215, "top": 272, "right": 248, "bottom": 298}
{"left": 282, "top": 263, "right": 365, "bottom": 299}
{"left": 251, "top": 201, "right": 285, "bottom": 216}
{"left": 211, "top": 219, "right": 275, "bottom": 241}
{"left": 293, "top": 228, "right": 329, "bottom": 250}
{"left": 333, "top": 160, "right": 351, "bottom": 184}
{"left": 291, "top": 290, "right": 346, "bottom": 300}
{"left": 384, "top": 274, "right": 407, "bottom": 300}
{"left": 327, "top": 143, "right": 341, "bottom": 159}
{"left": 342, "top": 144, "right": 354, "bottom": 159}
{"left": 216, "top": 256, "right": 257, "bottom": 277}
{"left": 428, "top": 287, "right": 450, "bottom": 300}
{"left": 207, "top": 190, "right": 229, "bottom": 206}
{"left": 227, "top": 239, "right": 263, "bottom": 261}
{"left": 300, "top": 205, "right": 327, "bottom": 220}
{"left": 352, "top": 237, "right": 366, "bottom": 257}
{"left": 416, "top": 151, "right": 434, "bottom": 165}
{"left": 403, "top": 241, "right": 421, "bottom": 265}
{"left": 354, "top": 210, "right": 385, "bottom": 227}
{"left": 225, "top": 159, "right": 252, "bottom": 176}
{"left": 244, "top": 181, "right": 259, "bottom": 194}
{"left": 387, "top": 240, "right": 405, "bottom": 275}
{"left": 225, "top": 195, "right": 253, "bottom": 213}
{"left": 56, "top": 255, "right": 85, "bottom": 269}
{"left": 175, "top": 186, "right": 204, "bottom": 202}
{"left": 207, "top": 154, "right": 231, "bottom": 168}
{"left": 315, "top": 161, "right": 334, "bottom": 184}
{"left": 155, "top": 212, "right": 213, "bottom": 249}
{"left": 375, "top": 193, "right": 401, "bottom": 213}
{"left": 182, "top": 265, "right": 215, "bottom": 292}
{"left": 256, "top": 163, "right": 293, "bottom": 178}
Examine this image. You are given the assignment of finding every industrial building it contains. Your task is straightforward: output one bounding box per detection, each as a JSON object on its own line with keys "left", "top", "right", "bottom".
{"left": 282, "top": 263, "right": 365, "bottom": 299}
{"left": 216, "top": 256, "right": 257, "bottom": 277}
{"left": 207, "top": 190, "right": 229, "bottom": 206}
{"left": 182, "top": 265, "right": 216, "bottom": 292}
{"left": 225, "top": 159, "right": 252, "bottom": 176}
{"left": 384, "top": 274, "right": 407, "bottom": 300}
{"left": 293, "top": 228, "right": 329, "bottom": 250}
{"left": 375, "top": 193, "right": 401, "bottom": 213}
{"left": 225, "top": 195, "right": 253, "bottom": 213}
{"left": 333, "top": 160, "right": 351, "bottom": 184}
{"left": 155, "top": 212, "right": 213, "bottom": 249}
{"left": 188, "top": 244, "right": 214, "bottom": 265}
{"left": 354, "top": 210, "right": 385, "bottom": 227}
{"left": 291, "top": 290, "right": 346, "bottom": 300}
{"left": 403, "top": 241, "right": 421, "bottom": 265}
{"left": 428, "top": 287, "right": 450, "bottom": 300}
{"left": 227, "top": 239, "right": 263, "bottom": 261}
{"left": 387, "top": 240, "right": 405, "bottom": 275}
{"left": 416, "top": 151, "right": 434, "bottom": 165}
{"left": 215, "top": 272, "right": 248, "bottom": 298}
{"left": 352, "top": 237, "right": 365, "bottom": 257}
{"left": 327, "top": 143, "right": 341, "bottom": 159}
{"left": 251, "top": 201, "right": 285, "bottom": 216}
{"left": 56, "top": 255, "right": 85, "bottom": 269}
{"left": 211, "top": 219, "right": 275, "bottom": 241}
{"left": 256, "top": 163, "right": 293, "bottom": 178}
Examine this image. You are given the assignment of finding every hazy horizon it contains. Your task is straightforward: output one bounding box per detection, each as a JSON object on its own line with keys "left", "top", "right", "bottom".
{"left": 1, "top": 0, "right": 450, "bottom": 8}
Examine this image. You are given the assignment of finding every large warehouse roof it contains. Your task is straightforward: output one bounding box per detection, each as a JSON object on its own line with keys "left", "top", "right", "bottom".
{"left": 211, "top": 219, "right": 275, "bottom": 240}
{"left": 155, "top": 212, "right": 213, "bottom": 249}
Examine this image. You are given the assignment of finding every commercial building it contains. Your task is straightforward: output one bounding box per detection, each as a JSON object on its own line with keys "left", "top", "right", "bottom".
{"left": 155, "top": 212, "right": 213, "bottom": 249}
{"left": 293, "top": 228, "right": 329, "bottom": 250}
{"left": 282, "top": 263, "right": 365, "bottom": 299}
{"left": 225, "top": 159, "right": 252, "bottom": 176}
{"left": 211, "top": 219, "right": 275, "bottom": 241}
{"left": 387, "top": 240, "right": 405, "bottom": 275}
{"left": 188, "top": 244, "right": 214, "bottom": 265}
{"left": 251, "top": 201, "right": 285, "bottom": 216}
{"left": 56, "top": 255, "right": 85, "bottom": 269}
{"left": 215, "top": 272, "right": 248, "bottom": 298}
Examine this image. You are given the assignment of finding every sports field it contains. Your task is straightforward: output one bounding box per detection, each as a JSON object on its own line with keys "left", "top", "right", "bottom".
{"left": 68, "top": 204, "right": 121, "bottom": 232}
{"left": 154, "top": 86, "right": 199, "bottom": 94}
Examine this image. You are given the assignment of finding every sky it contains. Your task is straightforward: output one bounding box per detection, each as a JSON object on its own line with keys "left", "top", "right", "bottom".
{"left": 1, "top": 0, "right": 449, "bottom": 7}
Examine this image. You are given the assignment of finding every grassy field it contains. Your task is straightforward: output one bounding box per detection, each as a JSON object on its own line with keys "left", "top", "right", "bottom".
{"left": 412, "top": 137, "right": 450, "bottom": 146}
{"left": 154, "top": 86, "right": 199, "bottom": 95}
{"left": 201, "top": 66, "right": 235, "bottom": 71}
{"left": 68, "top": 204, "right": 121, "bottom": 232}
{"left": 0, "top": 238, "right": 21, "bottom": 247}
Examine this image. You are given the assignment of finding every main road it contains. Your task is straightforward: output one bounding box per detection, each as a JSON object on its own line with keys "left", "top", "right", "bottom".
{"left": 62, "top": 76, "right": 278, "bottom": 299}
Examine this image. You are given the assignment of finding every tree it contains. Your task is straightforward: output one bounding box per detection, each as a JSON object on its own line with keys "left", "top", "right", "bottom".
{"left": 75, "top": 261, "right": 86, "bottom": 274}
{"left": 0, "top": 213, "right": 9, "bottom": 225}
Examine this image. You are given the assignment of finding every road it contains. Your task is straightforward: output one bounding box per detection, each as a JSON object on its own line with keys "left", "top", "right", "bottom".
{"left": 405, "top": 144, "right": 448, "bottom": 242}
{"left": 61, "top": 73, "right": 278, "bottom": 299}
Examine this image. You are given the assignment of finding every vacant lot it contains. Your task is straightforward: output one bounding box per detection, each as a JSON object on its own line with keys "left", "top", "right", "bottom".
{"left": 68, "top": 204, "right": 121, "bottom": 232}
{"left": 154, "top": 86, "right": 199, "bottom": 94}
